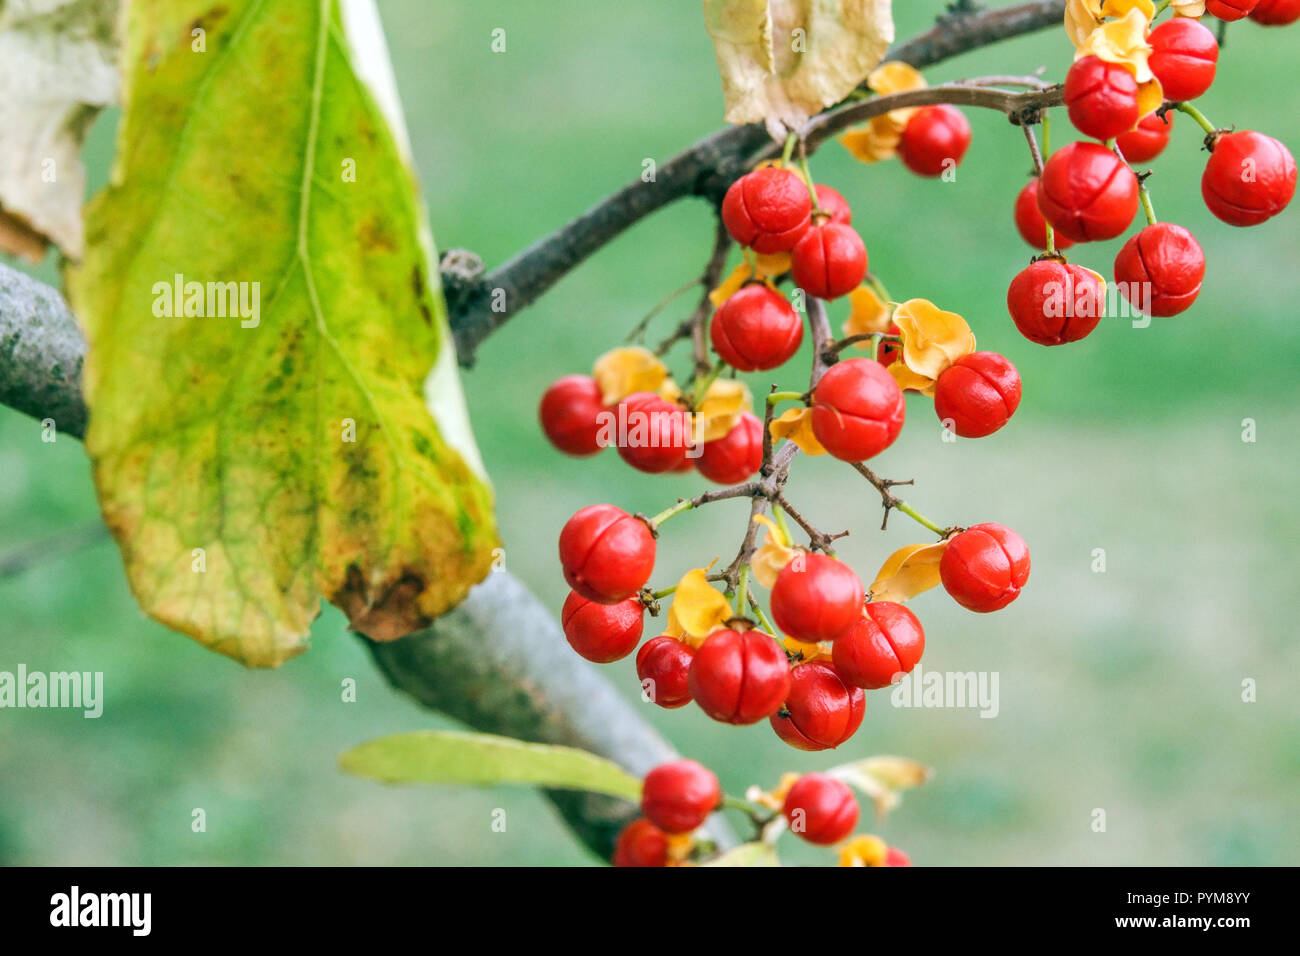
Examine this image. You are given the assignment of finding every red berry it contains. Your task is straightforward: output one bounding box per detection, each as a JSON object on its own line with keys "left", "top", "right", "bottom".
{"left": 876, "top": 321, "right": 903, "bottom": 367}
{"left": 810, "top": 358, "right": 906, "bottom": 462}
{"left": 933, "top": 351, "right": 1022, "bottom": 439}
{"left": 721, "top": 167, "right": 813, "bottom": 253}
{"left": 782, "top": 773, "right": 859, "bottom": 845}
{"left": 770, "top": 661, "right": 866, "bottom": 751}
{"left": 1038, "top": 141, "right": 1139, "bottom": 242}
{"left": 613, "top": 391, "right": 692, "bottom": 473}
{"left": 1201, "top": 130, "right": 1297, "bottom": 226}
{"left": 558, "top": 504, "right": 656, "bottom": 603}
{"left": 1006, "top": 259, "right": 1105, "bottom": 346}
{"left": 770, "top": 553, "right": 865, "bottom": 643}
{"left": 641, "top": 759, "right": 720, "bottom": 834}
{"left": 1148, "top": 18, "right": 1218, "bottom": 102}
{"left": 538, "top": 375, "right": 606, "bottom": 456}
{"left": 1064, "top": 55, "right": 1140, "bottom": 142}
{"left": 1116, "top": 110, "right": 1174, "bottom": 164}
{"left": 1251, "top": 0, "right": 1300, "bottom": 24}
{"left": 940, "top": 523, "right": 1031, "bottom": 613}
{"left": 689, "top": 628, "right": 792, "bottom": 725}
{"left": 1206, "top": 0, "right": 1259, "bottom": 21}
{"left": 710, "top": 284, "right": 804, "bottom": 372}
{"left": 696, "top": 411, "right": 762, "bottom": 485}
{"left": 636, "top": 636, "right": 695, "bottom": 709}
{"left": 897, "top": 105, "right": 972, "bottom": 178}
{"left": 791, "top": 222, "right": 868, "bottom": 300}
{"left": 1014, "top": 179, "right": 1076, "bottom": 252}
{"left": 561, "top": 591, "right": 644, "bottom": 663}
{"left": 833, "top": 601, "right": 925, "bottom": 690}
{"left": 612, "top": 818, "right": 669, "bottom": 867}
{"left": 815, "top": 184, "right": 852, "bottom": 225}
{"left": 1113, "top": 223, "right": 1206, "bottom": 317}
{"left": 884, "top": 846, "right": 913, "bottom": 867}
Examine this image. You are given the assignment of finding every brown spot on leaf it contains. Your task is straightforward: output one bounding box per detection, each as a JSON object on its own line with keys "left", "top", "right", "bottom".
{"left": 335, "top": 563, "right": 431, "bottom": 642}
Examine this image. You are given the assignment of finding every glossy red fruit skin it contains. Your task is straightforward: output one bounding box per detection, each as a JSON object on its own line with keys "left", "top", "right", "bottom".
{"left": 612, "top": 818, "right": 669, "bottom": 867}
{"left": 641, "top": 759, "right": 721, "bottom": 834}
{"left": 782, "top": 773, "right": 860, "bottom": 845}
{"left": 614, "top": 391, "right": 692, "bottom": 473}
{"left": 833, "top": 601, "right": 925, "bottom": 690}
{"left": 933, "top": 351, "right": 1022, "bottom": 439}
{"left": 876, "top": 321, "right": 903, "bottom": 367}
{"left": 1014, "top": 180, "right": 1076, "bottom": 252}
{"left": 1007, "top": 259, "right": 1105, "bottom": 346}
{"left": 1113, "top": 223, "right": 1206, "bottom": 317}
{"left": 1038, "top": 141, "right": 1139, "bottom": 242}
{"left": 636, "top": 636, "right": 695, "bottom": 709}
{"left": 1116, "top": 110, "right": 1174, "bottom": 164}
{"left": 815, "top": 184, "right": 852, "bottom": 225}
{"left": 1064, "top": 55, "right": 1140, "bottom": 142}
{"left": 710, "top": 284, "right": 804, "bottom": 372}
{"left": 1251, "top": 0, "right": 1300, "bottom": 24}
{"left": 897, "top": 105, "right": 972, "bottom": 177}
{"left": 810, "top": 358, "right": 906, "bottom": 462}
{"left": 689, "top": 628, "right": 792, "bottom": 725}
{"left": 696, "top": 411, "right": 762, "bottom": 485}
{"left": 721, "top": 167, "right": 813, "bottom": 253}
{"left": 885, "top": 846, "right": 913, "bottom": 867}
{"left": 770, "top": 661, "right": 866, "bottom": 751}
{"left": 538, "top": 375, "right": 606, "bottom": 456}
{"left": 1201, "top": 130, "right": 1297, "bottom": 226}
{"left": 770, "top": 553, "right": 865, "bottom": 643}
{"left": 1206, "top": 0, "right": 1260, "bottom": 21}
{"left": 559, "top": 504, "right": 656, "bottom": 603}
{"left": 940, "top": 523, "right": 1031, "bottom": 613}
{"left": 1148, "top": 18, "right": 1219, "bottom": 102}
{"left": 791, "top": 222, "right": 868, "bottom": 300}
{"left": 561, "top": 591, "right": 644, "bottom": 663}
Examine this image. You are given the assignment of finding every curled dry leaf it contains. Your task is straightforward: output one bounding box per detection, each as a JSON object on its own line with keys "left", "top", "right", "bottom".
{"left": 842, "top": 284, "right": 893, "bottom": 341}
{"left": 704, "top": 0, "right": 895, "bottom": 135}
{"left": 593, "top": 346, "right": 670, "bottom": 405}
{"left": 769, "top": 405, "right": 827, "bottom": 455}
{"left": 665, "top": 568, "right": 731, "bottom": 643}
{"left": 889, "top": 298, "right": 976, "bottom": 396}
{"left": 838, "top": 60, "right": 925, "bottom": 163}
{"left": 0, "top": 0, "right": 120, "bottom": 260}
{"left": 693, "top": 379, "right": 754, "bottom": 443}
{"left": 1074, "top": 8, "right": 1156, "bottom": 84}
{"left": 869, "top": 540, "right": 949, "bottom": 603}
{"left": 751, "top": 514, "right": 798, "bottom": 588}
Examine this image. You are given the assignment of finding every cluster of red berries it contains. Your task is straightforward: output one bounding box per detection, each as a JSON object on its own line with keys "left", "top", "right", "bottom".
{"left": 557, "top": 501, "right": 1028, "bottom": 747}
{"left": 1008, "top": 7, "right": 1296, "bottom": 339}
{"left": 539, "top": 373, "right": 764, "bottom": 483}
{"left": 613, "top": 759, "right": 911, "bottom": 866}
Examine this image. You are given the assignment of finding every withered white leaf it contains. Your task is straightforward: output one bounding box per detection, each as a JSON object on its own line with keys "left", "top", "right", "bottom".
{"left": 703, "top": 0, "right": 894, "bottom": 135}
{"left": 0, "top": 0, "right": 120, "bottom": 261}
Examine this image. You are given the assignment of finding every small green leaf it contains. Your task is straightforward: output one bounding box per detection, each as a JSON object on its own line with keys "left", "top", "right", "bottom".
{"left": 702, "top": 842, "right": 781, "bottom": 867}
{"left": 339, "top": 731, "right": 643, "bottom": 800}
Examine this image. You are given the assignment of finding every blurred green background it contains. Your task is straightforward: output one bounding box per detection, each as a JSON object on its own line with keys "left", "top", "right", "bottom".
{"left": 2, "top": 1, "right": 1298, "bottom": 866}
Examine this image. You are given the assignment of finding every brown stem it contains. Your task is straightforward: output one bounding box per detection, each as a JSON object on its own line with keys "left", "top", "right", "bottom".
{"left": 447, "top": 2, "right": 1070, "bottom": 364}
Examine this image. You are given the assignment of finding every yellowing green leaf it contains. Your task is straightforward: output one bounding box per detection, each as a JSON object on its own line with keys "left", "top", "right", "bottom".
{"left": 66, "top": 0, "right": 498, "bottom": 667}
{"left": 704, "top": 0, "right": 895, "bottom": 133}
{"left": 339, "top": 731, "right": 643, "bottom": 799}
